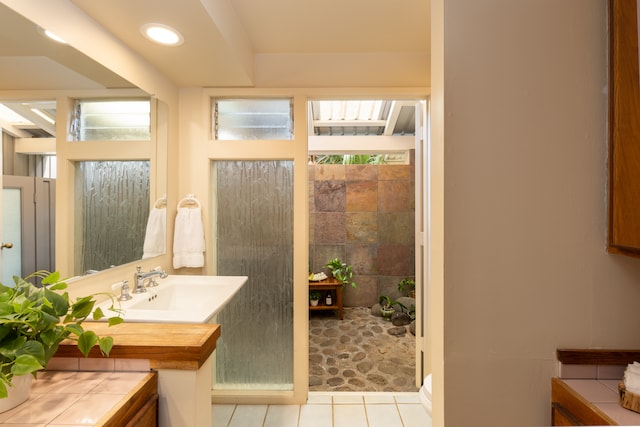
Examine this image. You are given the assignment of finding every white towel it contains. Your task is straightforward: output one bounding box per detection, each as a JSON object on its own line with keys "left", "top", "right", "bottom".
{"left": 173, "top": 205, "right": 205, "bottom": 268}
{"left": 142, "top": 207, "right": 166, "bottom": 259}
{"left": 625, "top": 362, "right": 640, "bottom": 395}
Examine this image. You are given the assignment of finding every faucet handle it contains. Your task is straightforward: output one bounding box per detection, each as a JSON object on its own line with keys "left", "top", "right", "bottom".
{"left": 118, "top": 280, "right": 133, "bottom": 301}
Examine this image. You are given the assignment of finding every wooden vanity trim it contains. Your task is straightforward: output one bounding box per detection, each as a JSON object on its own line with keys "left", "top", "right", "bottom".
{"left": 101, "top": 372, "right": 158, "bottom": 427}
{"left": 55, "top": 322, "right": 221, "bottom": 370}
{"left": 557, "top": 349, "right": 640, "bottom": 366}
{"left": 551, "top": 378, "right": 618, "bottom": 425}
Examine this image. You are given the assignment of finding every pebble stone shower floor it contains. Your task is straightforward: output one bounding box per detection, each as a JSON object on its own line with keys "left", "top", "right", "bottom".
{"left": 309, "top": 307, "right": 418, "bottom": 392}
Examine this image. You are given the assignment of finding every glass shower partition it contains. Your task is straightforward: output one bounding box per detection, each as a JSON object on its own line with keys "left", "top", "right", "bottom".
{"left": 74, "top": 160, "right": 150, "bottom": 275}
{"left": 211, "top": 160, "right": 294, "bottom": 390}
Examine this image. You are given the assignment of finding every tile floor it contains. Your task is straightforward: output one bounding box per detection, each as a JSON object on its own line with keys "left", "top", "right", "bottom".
{"left": 212, "top": 392, "right": 431, "bottom": 427}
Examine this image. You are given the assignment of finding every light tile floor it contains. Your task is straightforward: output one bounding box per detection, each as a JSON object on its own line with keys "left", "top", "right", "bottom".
{"left": 212, "top": 392, "right": 431, "bottom": 427}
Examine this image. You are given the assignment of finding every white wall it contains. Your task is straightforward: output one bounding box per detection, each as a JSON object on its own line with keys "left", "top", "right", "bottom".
{"left": 437, "top": 1, "right": 640, "bottom": 425}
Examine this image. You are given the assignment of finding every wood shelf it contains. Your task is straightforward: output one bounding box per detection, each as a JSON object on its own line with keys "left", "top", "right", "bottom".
{"left": 309, "top": 278, "right": 344, "bottom": 320}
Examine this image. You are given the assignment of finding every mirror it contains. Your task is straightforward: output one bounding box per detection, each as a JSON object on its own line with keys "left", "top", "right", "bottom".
{"left": 0, "top": 4, "right": 168, "bottom": 278}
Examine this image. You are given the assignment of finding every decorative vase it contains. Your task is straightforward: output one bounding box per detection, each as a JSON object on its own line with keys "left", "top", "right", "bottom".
{"left": 0, "top": 375, "right": 32, "bottom": 413}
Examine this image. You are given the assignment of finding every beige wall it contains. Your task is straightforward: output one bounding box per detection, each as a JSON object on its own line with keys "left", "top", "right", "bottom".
{"left": 436, "top": 1, "right": 640, "bottom": 425}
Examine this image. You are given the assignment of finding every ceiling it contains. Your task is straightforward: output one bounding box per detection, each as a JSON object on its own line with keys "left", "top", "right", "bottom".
{"left": 0, "top": 0, "right": 429, "bottom": 136}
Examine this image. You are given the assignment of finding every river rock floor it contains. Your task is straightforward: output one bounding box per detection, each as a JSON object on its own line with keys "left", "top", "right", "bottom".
{"left": 309, "top": 306, "right": 418, "bottom": 392}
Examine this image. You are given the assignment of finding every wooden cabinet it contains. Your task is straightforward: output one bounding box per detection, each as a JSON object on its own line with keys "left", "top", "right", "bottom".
{"left": 608, "top": 0, "right": 640, "bottom": 256}
{"left": 124, "top": 392, "right": 158, "bottom": 427}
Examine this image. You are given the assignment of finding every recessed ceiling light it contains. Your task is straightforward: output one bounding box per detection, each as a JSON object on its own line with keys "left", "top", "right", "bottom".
{"left": 38, "top": 27, "right": 67, "bottom": 44}
{"left": 141, "top": 23, "right": 184, "bottom": 46}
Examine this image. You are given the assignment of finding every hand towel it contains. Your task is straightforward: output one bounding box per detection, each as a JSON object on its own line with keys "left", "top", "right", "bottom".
{"left": 173, "top": 204, "right": 205, "bottom": 268}
{"left": 142, "top": 207, "right": 166, "bottom": 259}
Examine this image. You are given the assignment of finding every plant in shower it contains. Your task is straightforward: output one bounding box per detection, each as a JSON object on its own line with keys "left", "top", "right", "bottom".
{"left": 325, "top": 258, "right": 356, "bottom": 288}
{"left": 378, "top": 295, "right": 407, "bottom": 319}
{"left": 397, "top": 278, "right": 416, "bottom": 298}
{"left": 0, "top": 271, "right": 123, "bottom": 398}
{"left": 309, "top": 291, "right": 321, "bottom": 307}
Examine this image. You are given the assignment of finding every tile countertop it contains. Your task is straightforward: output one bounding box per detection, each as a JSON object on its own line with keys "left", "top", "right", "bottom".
{"left": 562, "top": 379, "right": 640, "bottom": 425}
{"left": 0, "top": 371, "right": 154, "bottom": 426}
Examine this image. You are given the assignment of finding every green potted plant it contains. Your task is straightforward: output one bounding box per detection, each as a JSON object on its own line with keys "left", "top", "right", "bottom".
{"left": 309, "top": 290, "right": 321, "bottom": 307}
{"left": 397, "top": 278, "right": 416, "bottom": 298}
{"left": 378, "top": 295, "right": 407, "bottom": 320}
{"left": 325, "top": 258, "right": 356, "bottom": 288}
{"left": 0, "top": 271, "right": 122, "bottom": 405}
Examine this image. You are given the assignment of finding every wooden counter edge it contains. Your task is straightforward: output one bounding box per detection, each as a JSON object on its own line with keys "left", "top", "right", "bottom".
{"left": 55, "top": 323, "right": 221, "bottom": 370}
{"left": 551, "top": 378, "right": 618, "bottom": 425}
{"left": 100, "top": 371, "right": 158, "bottom": 427}
{"left": 557, "top": 349, "right": 640, "bottom": 365}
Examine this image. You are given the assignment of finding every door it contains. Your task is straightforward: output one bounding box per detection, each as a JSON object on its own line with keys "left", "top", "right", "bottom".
{"left": 2, "top": 176, "right": 55, "bottom": 285}
{"left": 415, "top": 100, "right": 429, "bottom": 383}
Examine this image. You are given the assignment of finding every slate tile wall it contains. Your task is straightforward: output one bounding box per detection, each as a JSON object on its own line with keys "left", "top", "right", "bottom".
{"left": 309, "top": 155, "right": 415, "bottom": 307}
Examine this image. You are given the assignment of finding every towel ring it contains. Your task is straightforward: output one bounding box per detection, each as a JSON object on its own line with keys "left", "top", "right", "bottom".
{"left": 177, "top": 194, "right": 201, "bottom": 209}
{"left": 154, "top": 194, "right": 167, "bottom": 209}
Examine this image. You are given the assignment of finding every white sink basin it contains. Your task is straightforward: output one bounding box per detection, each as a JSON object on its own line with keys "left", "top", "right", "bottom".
{"left": 94, "top": 275, "right": 247, "bottom": 323}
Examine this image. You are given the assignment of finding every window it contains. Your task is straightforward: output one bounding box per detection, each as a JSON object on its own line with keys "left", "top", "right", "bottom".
{"left": 71, "top": 99, "right": 151, "bottom": 141}
{"left": 213, "top": 98, "right": 293, "bottom": 140}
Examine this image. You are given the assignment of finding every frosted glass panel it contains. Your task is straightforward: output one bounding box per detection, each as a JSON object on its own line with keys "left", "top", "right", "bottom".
{"left": 74, "top": 161, "right": 150, "bottom": 274}
{"left": 73, "top": 100, "right": 151, "bottom": 141}
{"left": 213, "top": 160, "right": 293, "bottom": 390}
{"left": 214, "top": 99, "right": 293, "bottom": 140}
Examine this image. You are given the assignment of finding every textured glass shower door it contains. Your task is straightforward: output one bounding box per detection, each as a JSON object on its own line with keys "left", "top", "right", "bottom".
{"left": 212, "top": 160, "right": 294, "bottom": 390}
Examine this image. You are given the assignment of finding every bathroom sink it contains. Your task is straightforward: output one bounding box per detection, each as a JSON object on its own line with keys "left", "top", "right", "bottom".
{"left": 93, "top": 275, "right": 247, "bottom": 323}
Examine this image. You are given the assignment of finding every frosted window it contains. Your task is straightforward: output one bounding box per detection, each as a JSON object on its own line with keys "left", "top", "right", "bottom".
{"left": 212, "top": 160, "right": 294, "bottom": 390}
{"left": 74, "top": 161, "right": 150, "bottom": 274}
{"left": 72, "top": 100, "right": 150, "bottom": 141}
{"left": 214, "top": 99, "right": 293, "bottom": 140}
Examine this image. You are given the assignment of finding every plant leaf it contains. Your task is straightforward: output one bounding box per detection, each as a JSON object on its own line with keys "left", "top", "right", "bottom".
{"left": 108, "top": 317, "right": 124, "bottom": 327}
{"left": 11, "top": 355, "right": 43, "bottom": 376}
{"left": 0, "top": 302, "right": 13, "bottom": 316}
{"left": 16, "top": 341, "right": 45, "bottom": 365}
{"left": 0, "top": 379, "right": 7, "bottom": 399}
{"left": 92, "top": 307, "right": 104, "bottom": 320}
{"left": 98, "top": 336, "right": 114, "bottom": 356}
{"left": 40, "top": 271, "right": 60, "bottom": 286}
{"left": 44, "top": 289, "right": 69, "bottom": 316}
{"left": 0, "top": 336, "right": 27, "bottom": 360}
{"left": 65, "top": 324, "right": 84, "bottom": 336}
{"left": 77, "top": 331, "right": 98, "bottom": 357}
{"left": 70, "top": 297, "right": 94, "bottom": 320}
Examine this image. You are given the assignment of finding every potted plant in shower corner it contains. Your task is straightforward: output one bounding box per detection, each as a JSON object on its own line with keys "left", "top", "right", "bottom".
{"left": 0, "top": 271, "right": 122, "bottom": 411}
{"left": 309, "top": 291, "right": 321, "bottom": 307}
{"left": 397, "top": 278, "right": 416, "bottom": 298}
{"left": 325, "top": 258, "right": 356, "bottom": 289}
{"left": 378, "top": 295, "right": 406, "bottom": 320}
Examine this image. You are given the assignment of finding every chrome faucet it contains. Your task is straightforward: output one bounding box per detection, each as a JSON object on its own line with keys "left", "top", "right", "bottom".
{"left": 133, "top": 265, "right": 168, "bottom": 294}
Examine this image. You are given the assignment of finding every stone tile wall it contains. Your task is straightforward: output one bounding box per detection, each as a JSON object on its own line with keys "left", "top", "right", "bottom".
{"left": 309, "top": 157, "right": 415, "bottom": 307}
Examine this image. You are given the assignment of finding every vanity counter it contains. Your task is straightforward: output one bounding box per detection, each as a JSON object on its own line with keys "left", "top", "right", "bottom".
{"left": 0, "top": 371, "right": 157, "bottom": 426}
{"left": 553, "top": 349, "right": 640, "bottom": 425}
{"left": 55, "top": 322, "right": 221, "bottom": 370}
{"left": 552, "top": 378, "right": 640, "bottom": 425}
{"left": 54, "top": 322, "right": 221, "bottom": 427}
